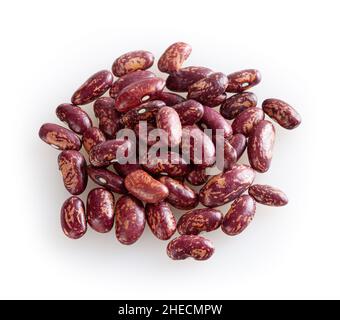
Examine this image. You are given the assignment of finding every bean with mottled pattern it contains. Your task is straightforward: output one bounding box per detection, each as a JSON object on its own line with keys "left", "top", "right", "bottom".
{"left": 220, "top": 92, "right": 258, "bottom": 120}
{"left": 172, "top": 100, "right": 204, "bottom": 125}
{"left": 82, "top": 127, "right": 106, "bottom": 153}
{"left": 150, "top": 91, "right": 185, "bottom": 106}
{"left": 229, "top": 133, "right": 247, "bottom": 160}
{"left": 231, "top": 107, "right": 265, "bottom": 137}
{"left": 226, "top": 69, "right": 261, "bottom": 93}
{"left": 248, "top": 184, "right": 288, "bottom": 206}
{"left": 158, "top": 42, "right": 192, "bottom": 73}
{"left": 186, "top": 166, "right": 209, "bottom": 186}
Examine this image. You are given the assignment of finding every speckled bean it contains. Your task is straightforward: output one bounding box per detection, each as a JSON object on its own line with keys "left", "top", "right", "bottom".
{"left": 186, "top": 166, "right": 209, "bottom": 186}
{"left": 87, "top": 188, "right": 115, "bottom": 233}
{"left": 177, "top": 208, "right": 222, "bottom": 235}
{"left": 115, "top": 195, "right": 145, "bottom": 245}
{"left": 205, "top": 93, "right": 227, "bottom": 108}
{"left": 199, "top": 164, "right": 255, "bottom": 207}
{"left": 247, "top": 120, "right": 275, "bottom": 172}
{"left": 124, "top": 170, "right": 169, "bottom": 203}
{"left": 71, "top": 70, "right": 113, "bottom": 105}
{"left": 172, "top": 100, "right": 204, "bottom": 125}
{"left": 221, "top": 195, "right": 256, "bottom": 236}
{"left": 158, "top": 42, "right": 192, "bottom": 73}
{"left": 56, "top": 103, "right": 92, "bottom": 134}
{"left": 82, "top": 127, "right": 106, "bottom": 153}
{"left": 39, "top": 123, "right": 81, "bottom": 150}
{"left": 146, "top": 202, "right": 176, "bottom": 240}
{"left": 113, "top": 163, "right": 142, "bottom": 177}
{"left": 61, "top": 196, "right": 87, "bottom": 239}
{"left": 226, "top": 69, "right": 261, "bottom": 93}
{"left": 166, "top": 235, "right": 214, "bottom": 261}
{"left": 223, "top": 139, "right": 237, "bottom": 170}
{"left": 220, "top": 92, "right": 258, "bottom": 120}
{"left": 229, "top": 133, "right": 247, "bottom": 160}
{"left": 115, "top": 78, "right": 165, "bottom": 112}
{"left": 112, "top": 50, "right": 154, "bottom": 77}
{"left": 231, "top": 107, "right": 265, "bottom": 137}
{"left": 248, "top": 184, "right": 288, "bottom": 206}
{"left": 262, "top": 98, "right": 301, "bottom": 129}
{"left": 150, "top": 91, "right": 185, "bottom": 106}
{"left": 134, "top": 122, "right": 159, "bottom": 146}
{"left": 58, "top": 150, "right": 87, "bottom": 195}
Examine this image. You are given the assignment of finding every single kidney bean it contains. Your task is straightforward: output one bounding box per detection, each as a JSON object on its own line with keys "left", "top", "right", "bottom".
{"left": 199, "top": 105, "right": 233, "bottom": 139}
{"left": 113, "top": 162, "right": 142, "bottom": 177}
{"left": 56, "top": 103, "right": 92, "bottom": 134}
{"left": 121, "top": 100, "right": 165, "bottom": 128}
{"left": 177, "top": 208, "right": 222, "bottom": 235}
{"left": 158, "top": 42, "right": 192, "bottom": 73}
{"left": 82, "top": 127, "right": 106, "bottom": 153}
{"left": 124, "top": 170, "right": 169, "bottom": 203}
{"left": 186, "top": 166, "right": 209, "bottom": 186}
{"left": 248, "top": 184, "right": 288, "bottom": 206}
{"left": 231, "top": 107, "right": 265, "bottom": 137}
{"left": 89, "top": 139, "right": 132, "bottom": 167}
{"left": 221, "top": 195, "right": 256, "bottom": 236}
{"left": 146, "top": 202, "right": 176, "bottom": 240}
{"left": 142, "top": 151, "right": 190, "bottom": 177}
{"left": 223, "top": 139, "right": 237, "bottom": 170}
{"left": 87, "top": 188, "right": 115, "bottom": 233}
{"left": 93, "top": 97, "right": 122, "bottom": 138}
{"left": 58, "top": 150, "right": 87, "bottom": 195}
{"left": 71, "top": 70, "right": 113, "bottom": 105}
{"left": 199, "top": 164, "right": 255, "bottom": 207}
{"left": 172, "top": 100, "right": 204, "bottom": 125}
{"left": 220, "top": 92, "right": 258, "bottom": 120}
{"left": 166, "top": 235, "right": 214, "bottom": 261}
{"left": 165, "top": 66, "right": 213, "bottom": 92}
{"left": 109, "top": 70, "right": 156, "bottom": 98}
{"left": 205, "top": 94, "right": 227, "bottom": 108}
{"left": 115, "top": 195, "right": 145, "bottom": 245}
{"left": 156, "top": 106, "right": 182, "bottom": 147}
{"left": 262, "top": 98, "right": 301, "bottom": 129}
{"left": 247, "top": 120, "right": 275, "bottom": 172}
{"left": 115, "top": 77, "right": 165, "bottom": 112}
{"left": 159, "top": 176, "right": 199, "bottom": 210}
{"left": 150, "top": 91, "right": 185, "bottom": 106}
{"left": 39, "top": 123, "right": 81, "bottom": 150}
{"left": 226, "top": 69, "right": 261, "bottom": 93}
{"left": 87, "top": 166, "right": 127, "bottom": 194}
{"left": 229, "top": 133, "right": 247, "bottom": 160}
{"left": 112, "top": 50, "right": 154, "bottom": 77}
{"left": 60, "top": 196, "right": 87, "bottom": 239}
{"left": 187, "top": 72, "right": 228, "bottom": 105}
{"left": 181, "top": 125, "right": 216, "bottom": 168}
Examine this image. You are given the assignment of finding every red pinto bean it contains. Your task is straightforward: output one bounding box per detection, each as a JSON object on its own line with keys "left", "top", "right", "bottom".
{"left": 223, "top": 139, "right": 237, "bottom": 170}
{"left": 82, "top": 127, "right": 106, "bottom": 153}
{"left": 248, "top": 184, "right": 288, "bottom": 206}
{"left": 158, "top": 42, "right": 192, "bottom": 73}
{"left": 172, "top": 100, "right": 204, "bottom": 125}
{"left": 229, "top": 133, "right": 247, "bottom": 160}
{"left": 186, "top": 167, "right": 209, "bottom": 186}
{"left": 113, "top": 163, "right": 142, "bottom": 177}
{"left": 231, "top": 107, "right": 265, "bottom": 137}
{"left": 226, "top": 69, "right": 261, "bottom": 93}
{"left": 150, "top": 91, "right": 185, "bottom": 106}
{"left": 220, "top": 92, "right": 258, "bottom": 120}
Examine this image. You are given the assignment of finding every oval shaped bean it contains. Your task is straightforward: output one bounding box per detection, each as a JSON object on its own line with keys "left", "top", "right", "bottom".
{"left": 121, "top": 100, "right": 165, "bottom": 128}
{"left": 39, "top": 123, "right": 81, "bottom": 150}
{"left": 124, "top": 170, "right": 169, "bottom": 203}
{"left": 56, "top": 103, "right": 92, "bottom": 134}
{"left": 159, "top": 176, "right": 198, "bottom": 210}
{"left": 71, "top": 70, "right": 113, "bottom": 105}
{"left": 82, "top": 127, "right": 106, "bottom": 153}
{"left": 172, "top": 100, "right": 204, "bottom": 125}
{"left": 199, "top": 164, "right": 255, "bottom": 207}
{"left": 142, "top": 151, "right": 190, "bottom": 177}
{"left": 158, "top": 42, "right": 192, "bottom": 73}
{"left": 146, "top": 202, "right": 176, "bottom": 240}
{"left": 229, "top": 133, "right": 247, "bottom": 160}
{"left": 223, "top": 139, "right": 237, "bottom": 170}
{"left": 115, "top": 77, "right": 165, "bottom": 112}
{"left": 187, "top": 72, "right": 228, "bottom": 105}
{"left": 205, "top": 93, "right": 227, "bottom": 108}
{"left": 166, "top": 235, "right": 214, "bottom": 261}
{"left": 226, "top": 69, "right": 261, "bottom": 93}
{"left": 93, "top": 97, "right": 121, "bottom": 138}
{"left": 186, "top": 166, "right": 209, "bottom": 186}
{"left": 109, "top": 70, "right": 156, "bottom": 98}
{"left": 156, "top": 106, "right": 182, "bottom": 147}
{"left": 150, "top": 91, "right": 185, "bottom": 106}
{"left": 231, "top": 107, "right": 265, "bottom": 137}
{"left": 220, "top": 92, "right": 258, "bottom": 120}
{"left": 177, "top": 208, "right": 222, "bottom": 235}
{"left": 58, "top": 150, "right": 87, "bottom": 195}
{"left": 199, "top": 105, "right": 233, "bottom": 139}
{"left": 115, "top": 195, "right": 145, "bottom": 245}
{"left": 262, "top": 98, "right": 301, "bottom": 129}
{"left": 60, "top": 196, "right": 87, "bottom": 239}
{"left": 87, "top": 166, "right": 127, "bottom": 194}
{"left": 112, "top": 50, "right": 154, "bottom": 77}
{"left": 181, "top": 125, "right": 215, "bottom": 168}
{"left": 248, "top": 184, "right": 288, "bottom": 206}
{"left": 89, "top": 139, "right": 132, "bottom": 167}
{"left": 166, "top": 66, "right": 213, "bottom": 92}
{"left": 247, "top": 120, "right": 275, "bottom": 173}
{"left": 87, "top": 188, "right": 115, "bottom": 233}
{"left": 113, "top": 162, "right": 142, "bottom": 177}
{"left": 221, "top": 195, "right": 256, "bottom": 236}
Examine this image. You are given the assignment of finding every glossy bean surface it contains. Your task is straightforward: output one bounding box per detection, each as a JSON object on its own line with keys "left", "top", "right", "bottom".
{"left": 220, "top": 92, "right": 258, "bottom": 120}
{"left": 158, "top": 42, "right": 192, "bottom": 73}
{"left": 248, "top": 184, "right": 288, "bottom": 206}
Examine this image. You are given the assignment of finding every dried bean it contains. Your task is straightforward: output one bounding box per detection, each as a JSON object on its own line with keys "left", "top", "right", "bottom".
{"left": 158, "top": 42, "right": 192, "bottom": 73}
{"left": 231, "top": 107, "right": 265, "bottom": 137}
{"left": 226, "top": 69, "right": 261, "bottom": 93}
{"left": 248, "top": 184, "right": 288, "bottom": 206}
{"left": 229, "top": 133, "right": 247, "bottom": 160}
{"left": 82, "top": 127, "right": 106, "bottom": 153}
{"left": 220, "top": 92, "right": 258, "bottom": 120}
{"left": 172, "top": 100, "right": 204, "bottom": 125}
{"left": 150, "top": 91, "right": 185, "bottom": 106}
{"left": 186, "top": 166, "right": 209, "bottom": 186}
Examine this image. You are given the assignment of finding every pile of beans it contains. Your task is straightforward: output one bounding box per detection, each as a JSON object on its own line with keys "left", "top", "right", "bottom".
{"left": 39, "top": 42, "right": 301, "bottom": 261}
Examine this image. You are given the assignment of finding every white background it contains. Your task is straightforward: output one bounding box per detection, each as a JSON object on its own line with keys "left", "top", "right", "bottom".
{"left": 0, "top": 0, "right": 339, "bottom": 300}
